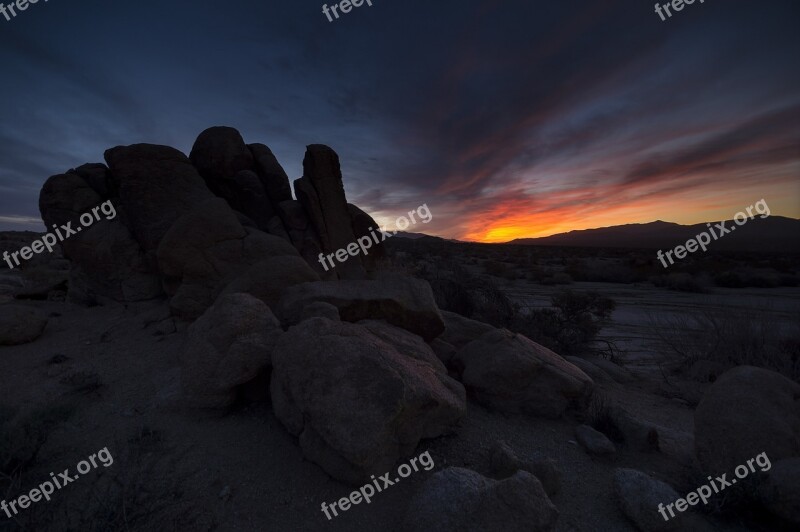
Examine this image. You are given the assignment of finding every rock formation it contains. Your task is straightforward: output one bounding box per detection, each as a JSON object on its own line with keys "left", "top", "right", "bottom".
{"left": 38, "top": 126, "right": 385, "bottom": 312}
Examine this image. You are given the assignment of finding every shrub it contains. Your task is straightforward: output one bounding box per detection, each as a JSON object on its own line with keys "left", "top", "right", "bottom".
{"left": 649, "top": 308, "right": 800, "bottom": 382}
{"left": 510, "top": 289, "right": 616, "bottom": 356}
{"left": 416, "top": 261, "right": 516, "bottom": 328}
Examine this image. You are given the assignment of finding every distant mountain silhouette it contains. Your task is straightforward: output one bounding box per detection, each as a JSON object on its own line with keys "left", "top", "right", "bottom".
{"left": 508, "top": 216, "right": 800, "bottom": 253}
{"left": 394, "top": 231, "right": 429, "bottom": 239}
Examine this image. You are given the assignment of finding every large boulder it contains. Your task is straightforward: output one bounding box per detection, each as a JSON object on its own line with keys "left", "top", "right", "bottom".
{"left": 220, "top": 255, "right": 320, "bottom": 309}
{"left": 357, "top": 320, "right": 447, "bottom": 373}
{"left": 694, "top": 366, "right": 800, "bottom": 475}
{"left": 69, "top": 163, "right": 115, "bottom": 199}
{"left": 0, "top": 305, "right": 48, "bottom": 345}
{"left": 276, "top": 276, "right": 445, "bottom": 341}
{"left": 104, "top": 144, "right": 213, "bottom": 253}
{"left": 270, "top": 318, "right": 465, "bottom": 484}
{"left": 613, "top": 468, "right": 713, "bottom": 532}
{"left": 440, "top": 311, "right": 495, "bottom": 349}
{"left": 404, "top": 467, "right": 558, "bottom": 532}
{"left": 156, "top": 197, "right": 299, "bottom": 319}
{"left": 180, "top": 293, "right": 282, "bottom": 408}
{"left": 189, "top": 126, "right": 254, "bottom": 197}
{"left": 453, "top": 329, "right": 593, "bottom": 418}
{"left": 39, "top": 173, "right": 104, "bottom": 228}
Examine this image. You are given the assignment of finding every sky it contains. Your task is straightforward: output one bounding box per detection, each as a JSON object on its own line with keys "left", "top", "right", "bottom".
{"left": 0, "top": 0, "right": 798, "bottom": 242}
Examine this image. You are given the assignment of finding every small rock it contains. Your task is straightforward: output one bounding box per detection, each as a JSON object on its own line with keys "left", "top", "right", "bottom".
{"left": 488, "top": 441, "right": 560, "bottom": 497}
{"left": 613, "top": 468, "right": 713, "bottom": 532}
{"left": 575, "top": 424, "right": 616, "bottom": 456}
{"left": 219, "top": 485, "right": 231, "bottom": 501}
{"left": 404, "top": 467, "right": 558, "bottom": 532}
{"left": 47, "top": 354, "right": 70, "bottom": 365}
{"left": 0, "top": 304, "right": 48, "bottom": 345}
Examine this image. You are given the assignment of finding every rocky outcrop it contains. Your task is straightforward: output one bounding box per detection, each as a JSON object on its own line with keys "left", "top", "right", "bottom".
{"left": 180, "top": 293, "right": 282, "bottom": 408}
{"left": 694, "top": 366, "right": 800, "bottom": 475}
{"left": 277, "top": 276, "right": 445, "bottom": 341}
{"left": 270, "top": 318, "right": 465, "bottom": 484}
{"left": 453, "top": 329, "right": 594, "bottom": 418}
{"left": 0, "top": 304, "right": 48, "bottom": 345}
{"left": 404, "top": 467, "right": 558, "bottom": 532}
{"left": 38, "top": 127, "right": 382, "bottom": 311}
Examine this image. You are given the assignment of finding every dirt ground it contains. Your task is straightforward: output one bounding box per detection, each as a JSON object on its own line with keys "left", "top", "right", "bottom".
{"left": 0, "top": 288, "right": 771, "bottom": 531}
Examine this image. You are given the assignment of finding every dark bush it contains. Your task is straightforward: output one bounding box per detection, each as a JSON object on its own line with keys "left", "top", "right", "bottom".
{"left": 510, "top": 289, "right": 616, "bottom": 356}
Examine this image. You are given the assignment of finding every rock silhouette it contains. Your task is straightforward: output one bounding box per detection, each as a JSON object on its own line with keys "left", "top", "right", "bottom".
{"left": 38, "top": 126, "right": 385, "bottom": 312}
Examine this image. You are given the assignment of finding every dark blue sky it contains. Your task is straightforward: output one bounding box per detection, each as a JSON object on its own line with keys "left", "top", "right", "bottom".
{"left": 1, "top": 0, "right": 798, "bottom": 240}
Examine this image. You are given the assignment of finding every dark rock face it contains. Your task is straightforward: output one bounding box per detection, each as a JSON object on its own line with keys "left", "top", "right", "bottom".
{"left": 277, "top": 276, "right": 445, "bottom": 341}
{"left": 37, "top": 126, "right": 384, "bottom": 313}
{"left": 156, "top": 197, "right": 299, "bottom": 319}
{"left": 189, "top": 126, "right": 254, "bottom": 197}
{"left": 695, "top": 366, "right": 800, "bottom": 479}
{"left": 453, "top": 329, "right": 594, "bottom": 418}
{"left": 39, "top": 172, "right": 161, "bottom": 303}
{"left": 69, "top": 163, "right": 115, "bottom": 199}
{"left": 180, "top": 292, "right": 283, "bottom": 409}
{"left": 105, "top": 143, "right": 212, "bottom": 253}
{"left": 249, "top": 143, "right": 293, "bottom": 206}
{"left": 270, "top": 318, "right": 465, "bottom": 484}
{"left": 298, "top": 145, "right": 365, "bottom": 280}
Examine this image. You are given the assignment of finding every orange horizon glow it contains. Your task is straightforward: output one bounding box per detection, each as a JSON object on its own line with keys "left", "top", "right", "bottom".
{"left": 452, "top": 181, "right": 800, "bottom": 243}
